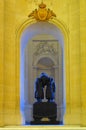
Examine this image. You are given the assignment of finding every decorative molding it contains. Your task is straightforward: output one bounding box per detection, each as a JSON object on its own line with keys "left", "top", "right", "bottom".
{"left": 28, "top": 2, "right": 56, "bottom": 21}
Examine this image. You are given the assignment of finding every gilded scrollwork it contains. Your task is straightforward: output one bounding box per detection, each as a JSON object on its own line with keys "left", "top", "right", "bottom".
{"left": 28, "top": 2, "right": 56, "bottom": 21}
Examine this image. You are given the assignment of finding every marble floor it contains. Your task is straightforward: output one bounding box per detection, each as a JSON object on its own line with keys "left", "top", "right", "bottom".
{"left": 1, "top": 126, "right": 86, "bottom": 130}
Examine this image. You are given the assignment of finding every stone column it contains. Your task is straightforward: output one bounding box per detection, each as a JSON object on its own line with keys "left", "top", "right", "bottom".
{"left": 32, "top": 66, "right": 38, "bottom": 102}
{"left": 54, "top": 66, "right": 62, "bottom": 121}
{"left": 33, "top": 66, "right": 38, "bottom": 81}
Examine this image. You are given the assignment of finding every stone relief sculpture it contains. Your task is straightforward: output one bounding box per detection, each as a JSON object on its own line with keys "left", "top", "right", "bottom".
{"left": 34, "top": 42, "right": 57, "bottom": 56}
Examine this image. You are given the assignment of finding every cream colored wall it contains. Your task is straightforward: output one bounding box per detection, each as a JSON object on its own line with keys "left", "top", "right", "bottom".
{"left": 0, "top": 0, "right": 86, "bottom": 127}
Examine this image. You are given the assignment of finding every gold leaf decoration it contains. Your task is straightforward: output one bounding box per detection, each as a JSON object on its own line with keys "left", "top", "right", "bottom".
{"left": 28, "top": 2, "right": 56, "bottom": 21}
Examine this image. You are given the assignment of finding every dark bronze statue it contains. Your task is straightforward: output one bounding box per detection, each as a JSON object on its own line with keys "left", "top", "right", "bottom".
{"left": 35, "top": 73, "right": 55, "bottom": 102}
{"left": 30, "top": 73, "right": 58, "bottom": 125}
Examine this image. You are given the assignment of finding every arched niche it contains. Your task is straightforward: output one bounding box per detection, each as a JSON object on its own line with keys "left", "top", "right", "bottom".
{"left": 36, "top": 57, "right": 55, "bottom": 77}
{"left": 16, "top": 20, "right": 69, "bottom": 125}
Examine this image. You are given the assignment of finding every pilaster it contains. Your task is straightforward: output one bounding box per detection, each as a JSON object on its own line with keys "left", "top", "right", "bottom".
{"left": 80, "top": 0, "right": 86, "bottom": 126}
{"left": 68, "top": 0, "right": 81, "bottom": 125}
{"left": 4, "top": 0, "right": 19, "bottom": 125}
{"left": 0, "top": 0, "right": 4, "bottom": 126}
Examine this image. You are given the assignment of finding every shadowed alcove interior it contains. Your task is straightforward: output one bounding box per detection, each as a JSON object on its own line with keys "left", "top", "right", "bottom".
{"left": 20, "top": 22, "right": 66, "bottom": 124}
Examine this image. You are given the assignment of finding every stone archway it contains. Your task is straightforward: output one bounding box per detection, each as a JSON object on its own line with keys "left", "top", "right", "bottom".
{"left": 16, "top": 20, "right": 69, "bottom": 125}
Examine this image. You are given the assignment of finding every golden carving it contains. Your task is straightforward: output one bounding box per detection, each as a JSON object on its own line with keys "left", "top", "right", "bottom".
{"left": 28, "top": 2, "right": 56, "bottom": 21}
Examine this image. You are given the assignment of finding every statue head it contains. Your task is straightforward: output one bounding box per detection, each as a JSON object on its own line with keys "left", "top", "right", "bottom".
{"left": 40, "top": 72, "right": 48, "bottom": 78}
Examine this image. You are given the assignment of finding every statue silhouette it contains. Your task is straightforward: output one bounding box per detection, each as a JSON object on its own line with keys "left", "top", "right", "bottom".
{"left": 35, "top": 73, "right": 55, "bottom": 102}
{"left": 30, "top": 73, "right": 58, "bottom": 125}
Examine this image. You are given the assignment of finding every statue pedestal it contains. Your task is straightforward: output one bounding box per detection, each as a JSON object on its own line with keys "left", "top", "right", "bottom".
{"left": 30, "top": 120, "right": 63, "bottom": 125}
{"left": 29, "top": 102, "right": 63, "bottom": 125}
{"left": 33, "top": 102, "right": 57, "bottom": 120}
